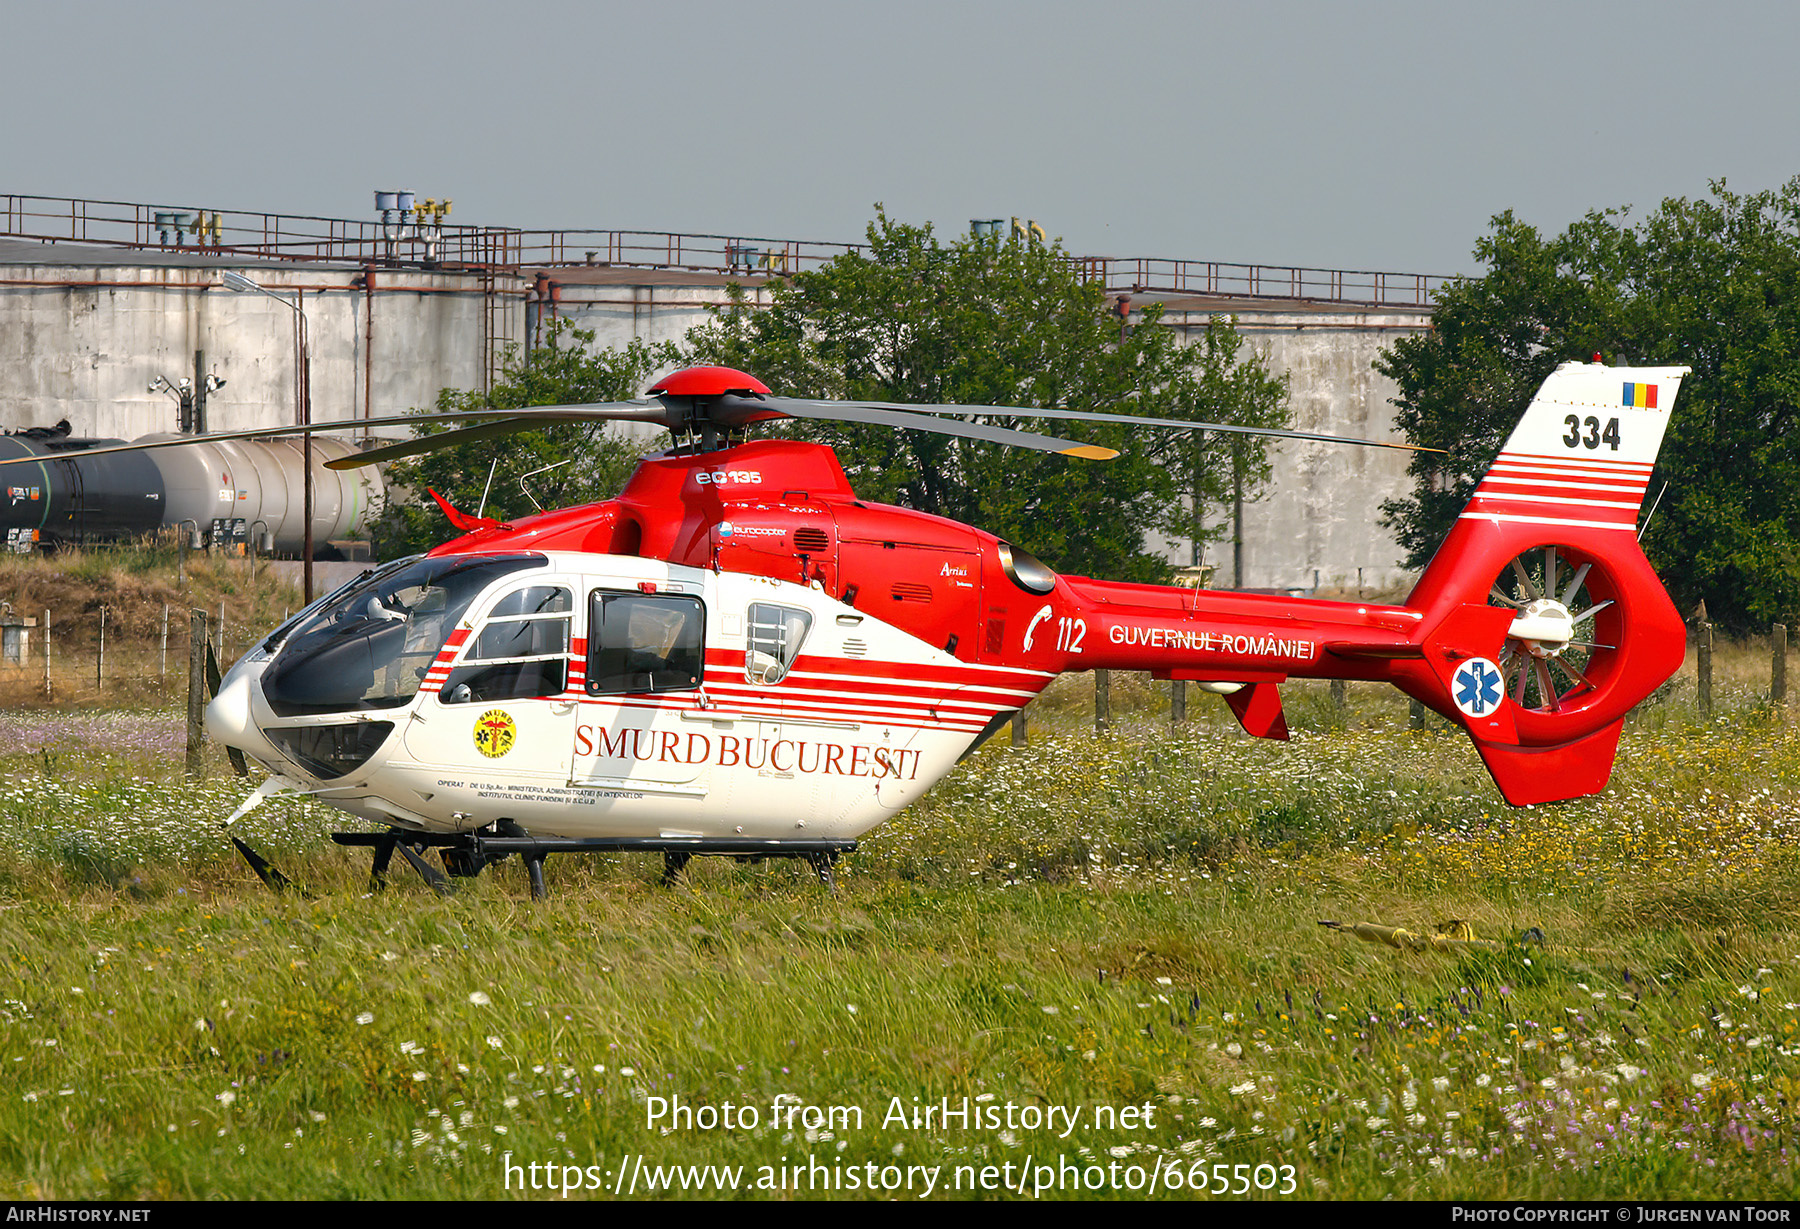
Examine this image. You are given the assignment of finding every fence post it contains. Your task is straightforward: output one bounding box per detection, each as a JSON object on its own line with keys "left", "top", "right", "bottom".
{"left": 1170, "top": 679, "right": 1187, "bottom": 725}
{"left": 160, "top": 604, "right": 169, "bottom": 681}
{"left": 1094, "top": 669, "right": 1111, "bottom": 731}
{"left": 1010, "top": 709, "right": 1027, "bottom": 747}
{"left": 1775, "top": 622, "right": 1789, "bottom": 711}
{"left": 1409, "top": 698, "right": 1426, "bottom": 730}
{"left": 42, "top": 608, "right": 50, "bottom": 699}
{"left": 1331, "top": 678, "right": 1348, "bottom": 711}
{"left": 1696, "top": 599, "right": 1713, "bottom": 717}
{"left": 187, "top": 608, "right": 208, "bottom": 777}
{"left": 96, "top": 605, "right": 105, "bottom": 694}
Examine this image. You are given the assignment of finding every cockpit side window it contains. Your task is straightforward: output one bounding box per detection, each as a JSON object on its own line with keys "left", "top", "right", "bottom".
{"left": 745, "top": 603, "right": 812, "bottom": 684}
{"left": 441, "top": 585, "right": 573, "bottom": 705}
{"left": 587, "top": 591, "right": 705, "bottom": 695}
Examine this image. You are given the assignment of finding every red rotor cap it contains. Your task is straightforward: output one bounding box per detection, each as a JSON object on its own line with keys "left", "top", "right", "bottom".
{"left": 648, "top": 366, "right": 772, "bottom": 398}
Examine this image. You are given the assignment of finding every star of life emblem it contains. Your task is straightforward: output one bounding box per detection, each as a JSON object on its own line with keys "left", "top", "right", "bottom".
{"left": 1451, "top": 657, "right": 1504, "bottom": 718}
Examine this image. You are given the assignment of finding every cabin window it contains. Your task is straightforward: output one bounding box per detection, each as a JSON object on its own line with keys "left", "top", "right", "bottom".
{"left": 745, "top": 603, "right": 812, "bottom": 684}
{"left": 441, "top": 585, "right": 573, "bottom": 704}
{"left": 586, "top": 591, "right": 705, "bottom": 695}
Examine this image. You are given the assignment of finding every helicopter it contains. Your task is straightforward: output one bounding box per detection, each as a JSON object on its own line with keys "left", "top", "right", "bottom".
{"left": 7, "top": 358, "right": 1690, "bottom": 896}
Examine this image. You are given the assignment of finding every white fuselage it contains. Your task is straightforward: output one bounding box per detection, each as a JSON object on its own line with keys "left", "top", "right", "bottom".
{"left": 209, "top": 553, "right": 1048, "bottom": 843}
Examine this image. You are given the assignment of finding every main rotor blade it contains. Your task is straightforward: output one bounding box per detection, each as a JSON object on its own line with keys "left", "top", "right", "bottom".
{"left": 767, "top": 397, "right": 1445, "bottom": 454}
{"left": 325, "top": 415, "right": 588, "bottom": 469}
{"left": 0, "top": 401, "right": 671, "bottom": 468}
{"left": 744, "top": 397, "right": 1117, "bottom": 459}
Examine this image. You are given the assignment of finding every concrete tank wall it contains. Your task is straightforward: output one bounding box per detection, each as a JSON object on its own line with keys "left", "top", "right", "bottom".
{"left": 0, "top": 252, "right": 514, "bottom": 443}
{"left": 1160, "top": 305, "right": 1428, "bottom": 594}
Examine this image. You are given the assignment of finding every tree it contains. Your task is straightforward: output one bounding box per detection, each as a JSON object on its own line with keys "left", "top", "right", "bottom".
{"left": 370, "top": 321, "right": 680, "bottom": 558}
{"left": 1378, "top": 180, "right": 1800, "bottom": 629}
{"left": 684, "top": 210, "right": 1287, "bottom": 583}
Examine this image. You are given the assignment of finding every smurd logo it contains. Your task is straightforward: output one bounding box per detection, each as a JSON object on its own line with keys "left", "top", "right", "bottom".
{"left": 1451, "top": 657, "right": 1504, "bottom": 718}
{"left": 473, "top": 709, "right": 517, "bottom": 758}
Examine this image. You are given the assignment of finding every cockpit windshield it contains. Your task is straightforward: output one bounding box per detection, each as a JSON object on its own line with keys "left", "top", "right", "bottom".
{"left": 262, "top": 554, "right": 546, "bottom": 717}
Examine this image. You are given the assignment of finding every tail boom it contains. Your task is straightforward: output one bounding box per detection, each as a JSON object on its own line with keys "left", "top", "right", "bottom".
{"left": 1048, "top": 361, "right": 1689, "bottom": 808}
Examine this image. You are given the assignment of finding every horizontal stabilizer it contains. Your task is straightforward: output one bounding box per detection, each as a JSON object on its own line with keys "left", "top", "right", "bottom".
{"left": 1420, "top": 603, "right": 1520, "bottom": 746}
{"left": 1322, "top": 639, "right": 1423, "bottom": 661}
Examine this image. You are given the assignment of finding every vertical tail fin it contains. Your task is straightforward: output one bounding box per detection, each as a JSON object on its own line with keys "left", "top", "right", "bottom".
{"left": 1401, "top": 360, "right": 1690, "bottom": 805}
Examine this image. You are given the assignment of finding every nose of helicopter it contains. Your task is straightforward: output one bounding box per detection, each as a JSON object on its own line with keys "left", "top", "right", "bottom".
{"left": 205, "top": 665, "right": 283, "bottom": 765}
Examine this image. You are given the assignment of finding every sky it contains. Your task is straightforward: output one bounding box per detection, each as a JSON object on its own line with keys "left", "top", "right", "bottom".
{"left": 6, "top": 0, "right": 1799, "bottom": 277}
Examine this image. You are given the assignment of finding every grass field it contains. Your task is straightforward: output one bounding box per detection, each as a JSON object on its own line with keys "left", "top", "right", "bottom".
{"left": 0, "top": 642, "right": 1796, "bottom": 1202}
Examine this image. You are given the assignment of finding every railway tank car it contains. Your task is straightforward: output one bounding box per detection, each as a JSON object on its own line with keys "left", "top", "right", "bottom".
{"left": 0, "top": 424, "right": 381, "bottom": 553}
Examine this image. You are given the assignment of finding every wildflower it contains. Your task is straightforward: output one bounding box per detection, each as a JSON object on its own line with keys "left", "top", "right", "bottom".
{"left": 468, "top": 992, "right": 491, "bottom": 1007}
{"left": 216, "top": 1091, "right": 236, "bottom": 1106}
{"left": 355, "top": 1012, "right": 374, "bottom": 1026}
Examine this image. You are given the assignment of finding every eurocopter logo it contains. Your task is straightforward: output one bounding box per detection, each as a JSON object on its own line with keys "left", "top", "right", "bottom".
{"left": 1451, "top": 657, "right": 1504, "bottom": 718}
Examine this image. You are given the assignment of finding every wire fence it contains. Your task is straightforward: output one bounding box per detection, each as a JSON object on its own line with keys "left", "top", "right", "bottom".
{"left": 0, "top": 605, "right": 269, "bottom": 708}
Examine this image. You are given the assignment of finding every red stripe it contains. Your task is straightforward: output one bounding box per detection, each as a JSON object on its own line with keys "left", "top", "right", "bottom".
{"left": 1496, "top": 451, "right": 1654, "bottom": 475}
{"left": 708, "top": 668, "right": 1038, "bottom": 708}
{"left": 1467, "top": 497, "right": 1637, "bottom": 525}
{"left": 702, "top": 682, "right": 1002, "bottom": 725}
{"left": 578, "top": 694, "right": 986, "bottom": 733}
{"left": 1475, "top": 479, "right": 1646, "bottom": 503}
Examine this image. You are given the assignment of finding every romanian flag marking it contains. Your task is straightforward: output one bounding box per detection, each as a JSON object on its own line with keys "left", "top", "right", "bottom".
{"left": 1623, "top": 382, "right": 1658, "bottom": 408}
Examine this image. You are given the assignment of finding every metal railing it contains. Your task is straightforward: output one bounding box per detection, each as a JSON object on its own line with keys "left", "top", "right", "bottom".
{"left": 1072, "top": 255, "right": 1449, "bottom": 309}
{"left": 1, "top": 193, "right": 1452, "bottom": 307}
{"left": 0, "top": 193, "right": 525, "bottom": 265}
{"left": 509, "top": 229, "right": 862, "bottom": 278}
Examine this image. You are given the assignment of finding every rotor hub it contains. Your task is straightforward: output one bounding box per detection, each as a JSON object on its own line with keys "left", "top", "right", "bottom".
{"left": 1508, "top": 598, "right": 1575, "bottom": 659}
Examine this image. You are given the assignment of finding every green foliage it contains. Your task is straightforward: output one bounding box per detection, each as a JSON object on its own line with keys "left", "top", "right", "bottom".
{"left": 1379, "top": 180, "right": 1800, "bottom": 629}
{"left": 686, "top": 210, "right": 1287, "bottom": 582}
{"left": 370, "top": 322, "right": 680, "bottom": 558}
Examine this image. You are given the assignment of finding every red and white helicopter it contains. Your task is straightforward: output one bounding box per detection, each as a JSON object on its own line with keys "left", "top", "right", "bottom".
{"left": 57, "top": 359, "right": 1697, "bottom": 894}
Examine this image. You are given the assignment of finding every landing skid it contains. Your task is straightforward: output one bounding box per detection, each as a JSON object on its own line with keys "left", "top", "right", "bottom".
{"left": 331, "top": 829, "right": 856, "bottom": 899}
